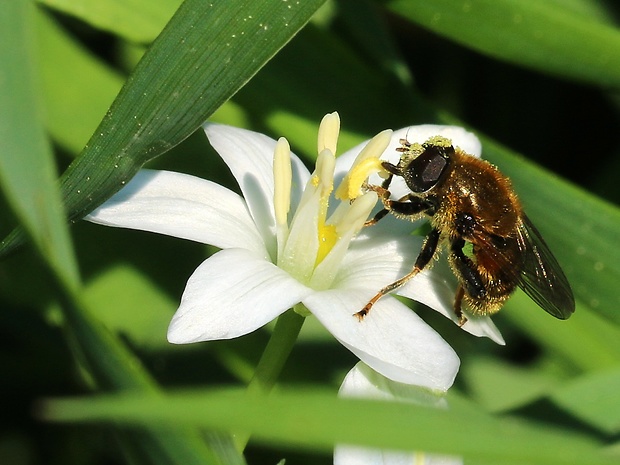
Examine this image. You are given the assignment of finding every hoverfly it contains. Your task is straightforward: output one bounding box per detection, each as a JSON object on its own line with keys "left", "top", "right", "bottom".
{"left": 356, "top": 136, "right": 575, "bottom": 325}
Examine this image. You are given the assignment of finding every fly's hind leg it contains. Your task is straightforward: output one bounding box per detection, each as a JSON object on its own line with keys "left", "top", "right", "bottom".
{"left": 453, "top": 284, "right": 468, "bottom": 326}
{"left": 355, "top": 228, "right": 441, "bottom": 320}
{"left": 450, "top": 238, "right": 487, "bottom": 326}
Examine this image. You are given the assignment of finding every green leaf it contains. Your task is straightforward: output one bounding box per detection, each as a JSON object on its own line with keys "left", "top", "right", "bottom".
{"left": 503, "top": 294, "right": 620, "bottom": 372}
{"left": 551, "top": 367, "right": 620, "bottom": 435}
{"left": 0, "top": 0, "right": 79, "bottom": 290}
{"left": 83, "top": 264, "right": 175, "bottom": 350}
{"left": 38, "top": 0, "right": 179, "bottom": 43}
{"left": 36, "top": 9, "right": 124, "bottom": 154}
{"left": 462, "top": 356, "right": 560, "bottom": 413}
{"left": 42, "top": 387, "right": 618, "bottom": 465}
{"left": 0, "top": 0, "right": 326, "bottom": 256}
{"left": 386, "top": 0, "right": 620, "bottom": 88}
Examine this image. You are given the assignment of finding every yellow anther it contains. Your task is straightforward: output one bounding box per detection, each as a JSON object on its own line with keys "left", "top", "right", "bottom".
{"left": 335, "top": 129, "right": 392, "bottom": 200}
{"left": 336, "top": 157, "right": 385, "bottom": 200}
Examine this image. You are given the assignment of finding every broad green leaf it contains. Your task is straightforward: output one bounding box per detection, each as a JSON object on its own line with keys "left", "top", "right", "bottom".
{"left": 386, "top": 0, "right": 620, "bottom": 89}
{"left": 36, "top": 9, "right": 124, "bottom": 154}
{"left": 462, "top": 356, "right": 560, "bottom": 413}
{"left": 0, "top": 0, "right": 79, "bottom": 291}
{"left": 0, "top": 0, "right": 326, "bottom": 256}
{"left": 546, "top": 0, "right": 618, "bottom": 24}
{"left": 42, "top": 387, "right": 618, "bottom": 465}
{"left": 83, "top": 264, "right": 175, "bottom": 350}
{"left": 503, "top": 294, "right": 620, "bottom": 372}
{"left": 551, "top": 367, "right": 620, "bottom": 435}
{"left": 38, "top": 0, "right": 179, "bottom": 43}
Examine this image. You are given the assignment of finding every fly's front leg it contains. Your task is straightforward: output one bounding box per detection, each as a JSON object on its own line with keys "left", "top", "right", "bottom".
{"left": 365, "top": 190, "right": 435, "bottom": 227}
{"left": 364, "top": 208, "right": 390, "bottom": 227}
{"left": 363, "top": 174, "right": 393, "bottom": 227}
{"left": 355, "top": 228, "right": 441, "bottom": 320}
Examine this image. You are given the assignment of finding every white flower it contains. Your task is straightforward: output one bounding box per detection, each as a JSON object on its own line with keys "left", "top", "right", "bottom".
{"left": 335, "top": 362, "right": 462, "bottom": 465}
{"left": 86, "top": 113, "right": 502, "bottom": 392}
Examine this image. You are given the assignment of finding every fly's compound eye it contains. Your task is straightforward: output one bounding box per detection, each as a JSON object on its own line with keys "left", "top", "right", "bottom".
{"left": 406, "top": 144, "right": 452, "bottom": 193}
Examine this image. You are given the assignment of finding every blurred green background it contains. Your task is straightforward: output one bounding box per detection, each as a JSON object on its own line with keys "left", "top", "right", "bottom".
{"left": 1, "top": 0, "right": 620, "bottom": 464}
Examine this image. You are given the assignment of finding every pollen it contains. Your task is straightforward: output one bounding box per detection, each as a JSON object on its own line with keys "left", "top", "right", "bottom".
{"left": 335, "top": 128, "right": 392, "bottom": 201}
{"left": 336, "top": 157, "right": 385, "bottom": 200}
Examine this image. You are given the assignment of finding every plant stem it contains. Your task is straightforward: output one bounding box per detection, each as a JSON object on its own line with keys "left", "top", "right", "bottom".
{"left": 235, "top": 308, "right": 305, "bottom": 451}
{"left": 247, "top": 308, "right": 305, "bottom": 394}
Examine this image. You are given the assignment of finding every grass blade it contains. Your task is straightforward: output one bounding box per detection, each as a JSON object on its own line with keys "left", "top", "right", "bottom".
{"left": 387, "top": 0, "right": 620, "bottom": 88}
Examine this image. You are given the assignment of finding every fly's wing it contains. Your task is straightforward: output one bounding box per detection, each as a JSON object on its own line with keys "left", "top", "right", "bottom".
{"left": 516, "top": 215, "right": 575, "bottom": 319}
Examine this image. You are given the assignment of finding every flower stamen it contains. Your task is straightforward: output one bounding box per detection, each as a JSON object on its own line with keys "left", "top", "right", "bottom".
{"left": 274, "top": 137, "right": 292, "bottom": 260}
{"left": 273, "top": 113, "right": 390, "bottom": 287}
{"left": 314, "top": 148, "right": 337, "bottom": 266}
{"left": 274, "top": 137, "right": 292, "bottom": 227}
{"left": 335, "top": 191, "right": 378, "bottom": 237}
{"left": 335, "top": 129, "right": 392, "bottom": 201}
{"left": 317, "top": 112, "right": 340, "bottom": 156}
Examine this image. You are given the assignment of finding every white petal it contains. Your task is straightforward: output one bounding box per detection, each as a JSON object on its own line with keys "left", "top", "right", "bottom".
{"left": 335, "top": 364, "right": 463, "bottom": 465}
{"left": 204, "top": 123, "right": 310, "bottom": 254}
{"left": 335, "top": 445, "right": 462, "bottom": 465}
{"left": 86, "top": 170, "right": 268, "bottom": 258}
{"left": 390, "top": 125, "right": 481, "bottom": 158}
{"left": 339, "top": 362, "right": 448, "bottom": 407}
{"left": 303, "top": 289, "right": 460, "bottom": 391}
{"left": 337, "top": 228, "right": 505, "bottom": 344}
{"left": 168, "top": 248, "right": 312, "bottom": 343}
{"left": 333, "top": 227, "right": 457, "bottom": 323}
{"left": 333, "top": 227, "right": 423, "bottom": 291}
{"left": 458, "top": 314, "right": 504, "bottom": 345}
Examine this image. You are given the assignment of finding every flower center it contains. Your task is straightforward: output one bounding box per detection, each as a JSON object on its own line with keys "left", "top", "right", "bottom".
{"left": 272, "top": 112, "right": 391, "bottom": 289}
